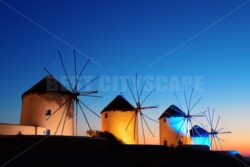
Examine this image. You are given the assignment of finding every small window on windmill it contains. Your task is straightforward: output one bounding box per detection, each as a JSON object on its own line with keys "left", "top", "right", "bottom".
{"left": 105, "top": 113, "right": 108, "bottom": 118}
{"left": 163, "top": 118, "right": 166, "bottom": 122}
{"left": 163, "top": 140, "right": 167, "bottom": 146}
{"left": 45, "top": 109, "right": 51, "bottom": 116}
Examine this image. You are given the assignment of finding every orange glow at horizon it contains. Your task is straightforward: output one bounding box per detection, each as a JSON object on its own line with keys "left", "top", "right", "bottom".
{"left": 137, "top": 126, "right": 250, "bottom": 157}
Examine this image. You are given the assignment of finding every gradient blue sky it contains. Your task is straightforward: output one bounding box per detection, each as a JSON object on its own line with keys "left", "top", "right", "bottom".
{"left": 0, "top": 0, "right": 250, "bottom": 155}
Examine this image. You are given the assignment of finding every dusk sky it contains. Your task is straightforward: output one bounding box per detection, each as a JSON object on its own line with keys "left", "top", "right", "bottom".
{"left": 0, "top": 0, "right": 250, "bottom": 156}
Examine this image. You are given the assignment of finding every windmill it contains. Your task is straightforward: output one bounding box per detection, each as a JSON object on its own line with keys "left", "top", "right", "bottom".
{"left": 204, "top": 108, "right": 232, "bottom": 150}
{"left": 172, "top": 88, "right": 204, "bottom": 144}
{"left": 44, "top": 49, "right": 101, "bottom": 136}
{"left": 125, "top": 74, "right": 158, "bottom": 144}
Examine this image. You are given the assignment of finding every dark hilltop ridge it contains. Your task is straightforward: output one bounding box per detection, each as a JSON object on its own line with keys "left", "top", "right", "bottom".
{"left": 0, "top": 134, "right": 248, "bottom": 167}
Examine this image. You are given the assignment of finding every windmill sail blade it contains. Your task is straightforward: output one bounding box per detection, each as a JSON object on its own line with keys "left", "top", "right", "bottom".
{"left": 188, "top": 88, "right": 195, "bottom": 113}
{"left": 140, "top": 114, "right": 146, "bottom": 144}
{"left": 210, "top": 135, "right": 214, "bottom": 150}
{"left": 75, "top": 100, "right": 78, "bottom": 136}
{"left": 218, "top": 131, "right": 232, "bottom": 134}
{"left": 125, "top": 112, "right": 136, "bottom": 130}
{"left": 215, "top": 116, "right": 221, "bottom": 131}
{"left": 213, "top": 135, "right": 218, "bottom": 150}
{"left": 77, "top": 100, "right": 91, "bottom": 131}
{"left": 78, "top": 99, "right": 100, "bottom": 118}
{"left": 79, "top": 76, "right": 99, "bottom": 92}
{"left": 133, "top": 113, "right": 137, "bottom": 140}
{"left": 176, "top": 118, "right": 186, "bottom": 140}
{"left": 216, "top": 136, "right": 225, "bottom": 142}
{"left": 184, "top": 89, "right": 189, "bottom": 113}
{"left": 195, "top": 111, "right": 206, "bottom": 116}
{"left": 80, "top": 91, "right": 98, "bottom": 95}
{"left": 190, "top": 114, "right": 204, "bottom": 118}
{"left": 211, "top": 108, "right": 215, "bottom": 128}
{"left": 138, "top": 80, "right": 147, "bottom": 102}
{"left": 142, "top": 113, "right": 158, "bottom": 123}
{"left": 217, "top": 128, "right": 224, "bottom": 132}
{"left": 74, "top": 49, "right": 77, "bottom": 89}
{"left": 135, "top": 73, "right": 140, "bottom": 102}
{"left": 75, "top": 59, "right": 90, "bottom": 89}
{"left": 80, "top": 94, "right": 103, "bottom": 98}
{"left": 61, "top": 99, "right": 72, "bottom": 135}
{"left": 189, "top": 97, "right": 202, "bottom": 113}
{"left": 208, "top": 108, "right": 213, "bottom": 127}
{"left": 54, "top": 102, "right": 69, "bottom": 135}
{"left": 124, "top": 74, "right": 158, "bottom": 144}
{"left": 185, "top": 119, "right": 189, "bottom": 144}
{"left": 43, "top": 50, "right": 100, "bottom": 136}
{"left": 142, "top": 115, "right": 155, "bottom": 138}
{"left": 126, "top": 79, "right": 138, "bottom": 104}
{"left": 58, "top": 50, "right": 74, "bottom": 91}
{"left": 204, "top": 112, "right": 212, "bottom": 128}
{"left": 174, "top": 92, "right": 184, "bottom": 111}
{"left": 216, "top": 136, "right": 224, "bottom": 151}
{"left": 47, "top": 98, "right": 70, "bottom": 120}
{"left": 205, "top": 108, "right": 232, "bottom": 150}
{"left": 141, "top": 89, "right": 155, "bottom": 105}
{"left": 139, "top": 106, "right": 158, "bottom": 110}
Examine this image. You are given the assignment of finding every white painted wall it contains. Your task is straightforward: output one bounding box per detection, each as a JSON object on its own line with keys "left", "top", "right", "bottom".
{"left": 20, "top": 93, "right": 74, "bottom": 136}
{"left": 0, "top": 123, "right": 46, "bottom": 135}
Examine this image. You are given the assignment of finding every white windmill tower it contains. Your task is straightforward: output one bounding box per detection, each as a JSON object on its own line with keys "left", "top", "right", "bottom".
{"left": 21, "top": 50, "right": 101, "bottom": 136}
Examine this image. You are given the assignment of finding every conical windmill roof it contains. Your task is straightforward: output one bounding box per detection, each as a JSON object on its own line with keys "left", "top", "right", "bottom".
{"left": 158, "top": 105, "right": 185, "bottom": 119}
{"left": 190, "top": 125, "right": 209, "bottom": 137}
{"left": 101, "top": 95, "right": 135, "bottom": 113}
{"left": 22, "top": 75, "right": 71, "bottom": 99}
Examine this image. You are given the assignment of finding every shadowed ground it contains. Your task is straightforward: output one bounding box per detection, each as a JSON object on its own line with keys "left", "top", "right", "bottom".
{"left": 0, "top": 135, "right": 248, "bottom": 167}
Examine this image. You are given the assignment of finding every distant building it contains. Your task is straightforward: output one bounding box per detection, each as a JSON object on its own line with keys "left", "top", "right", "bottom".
{"left": 190, "top": 125, "right": 210, "bottom": 148}
{"left": 0, "top": 123, "right": 46, "bottom": 135}
{"left": 159, "top": 105, "right": 190, "bottom": 147}
{"left": 0, "top": 75, "right": 74, "bottom": 136}
{"left": 101, "top": 95, "right": 138, "bottom": 144}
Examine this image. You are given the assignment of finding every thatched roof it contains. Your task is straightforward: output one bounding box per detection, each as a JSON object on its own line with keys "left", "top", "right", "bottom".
{"left": 190, "top": 125, "right": 209, "bottom": 137}
{"left": 22, "top": 75, "right": 71, "bottom": 99}
{"left": 101, "top": 95, "right": 135, "bottom": 113}
{"left": 159, "top": 105, "right": 185, "bottom": 119}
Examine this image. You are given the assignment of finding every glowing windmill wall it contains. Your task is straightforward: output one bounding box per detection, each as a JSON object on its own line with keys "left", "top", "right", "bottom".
{"left": 159, "top": 117, "right": 191, "bottom": 147}
{"left": 20, "top": 93, "right": 74, "bottom": 136}
{"left": 191, "top": 137, "right": 210, "bottom": 147}
{"left": 101, "top": 110, "right": 138, "bottom": 144}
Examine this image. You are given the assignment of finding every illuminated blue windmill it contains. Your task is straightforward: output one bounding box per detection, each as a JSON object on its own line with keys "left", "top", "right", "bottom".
{"left": 166, "top": 105, "right": 188, "bottom": 135}
{"left": 190, "top": 125, "right": 210, "bottom": 147}
{"left": 159, "top": 105, "right": 188, "bottom": 147}
{"left": 204, "top": 108, "right": 232, "bottom": 150}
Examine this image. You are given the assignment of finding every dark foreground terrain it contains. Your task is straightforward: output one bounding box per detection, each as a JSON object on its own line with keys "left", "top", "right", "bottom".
{"left": 0, "top": 135, "right": 248, "bottom": 167}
